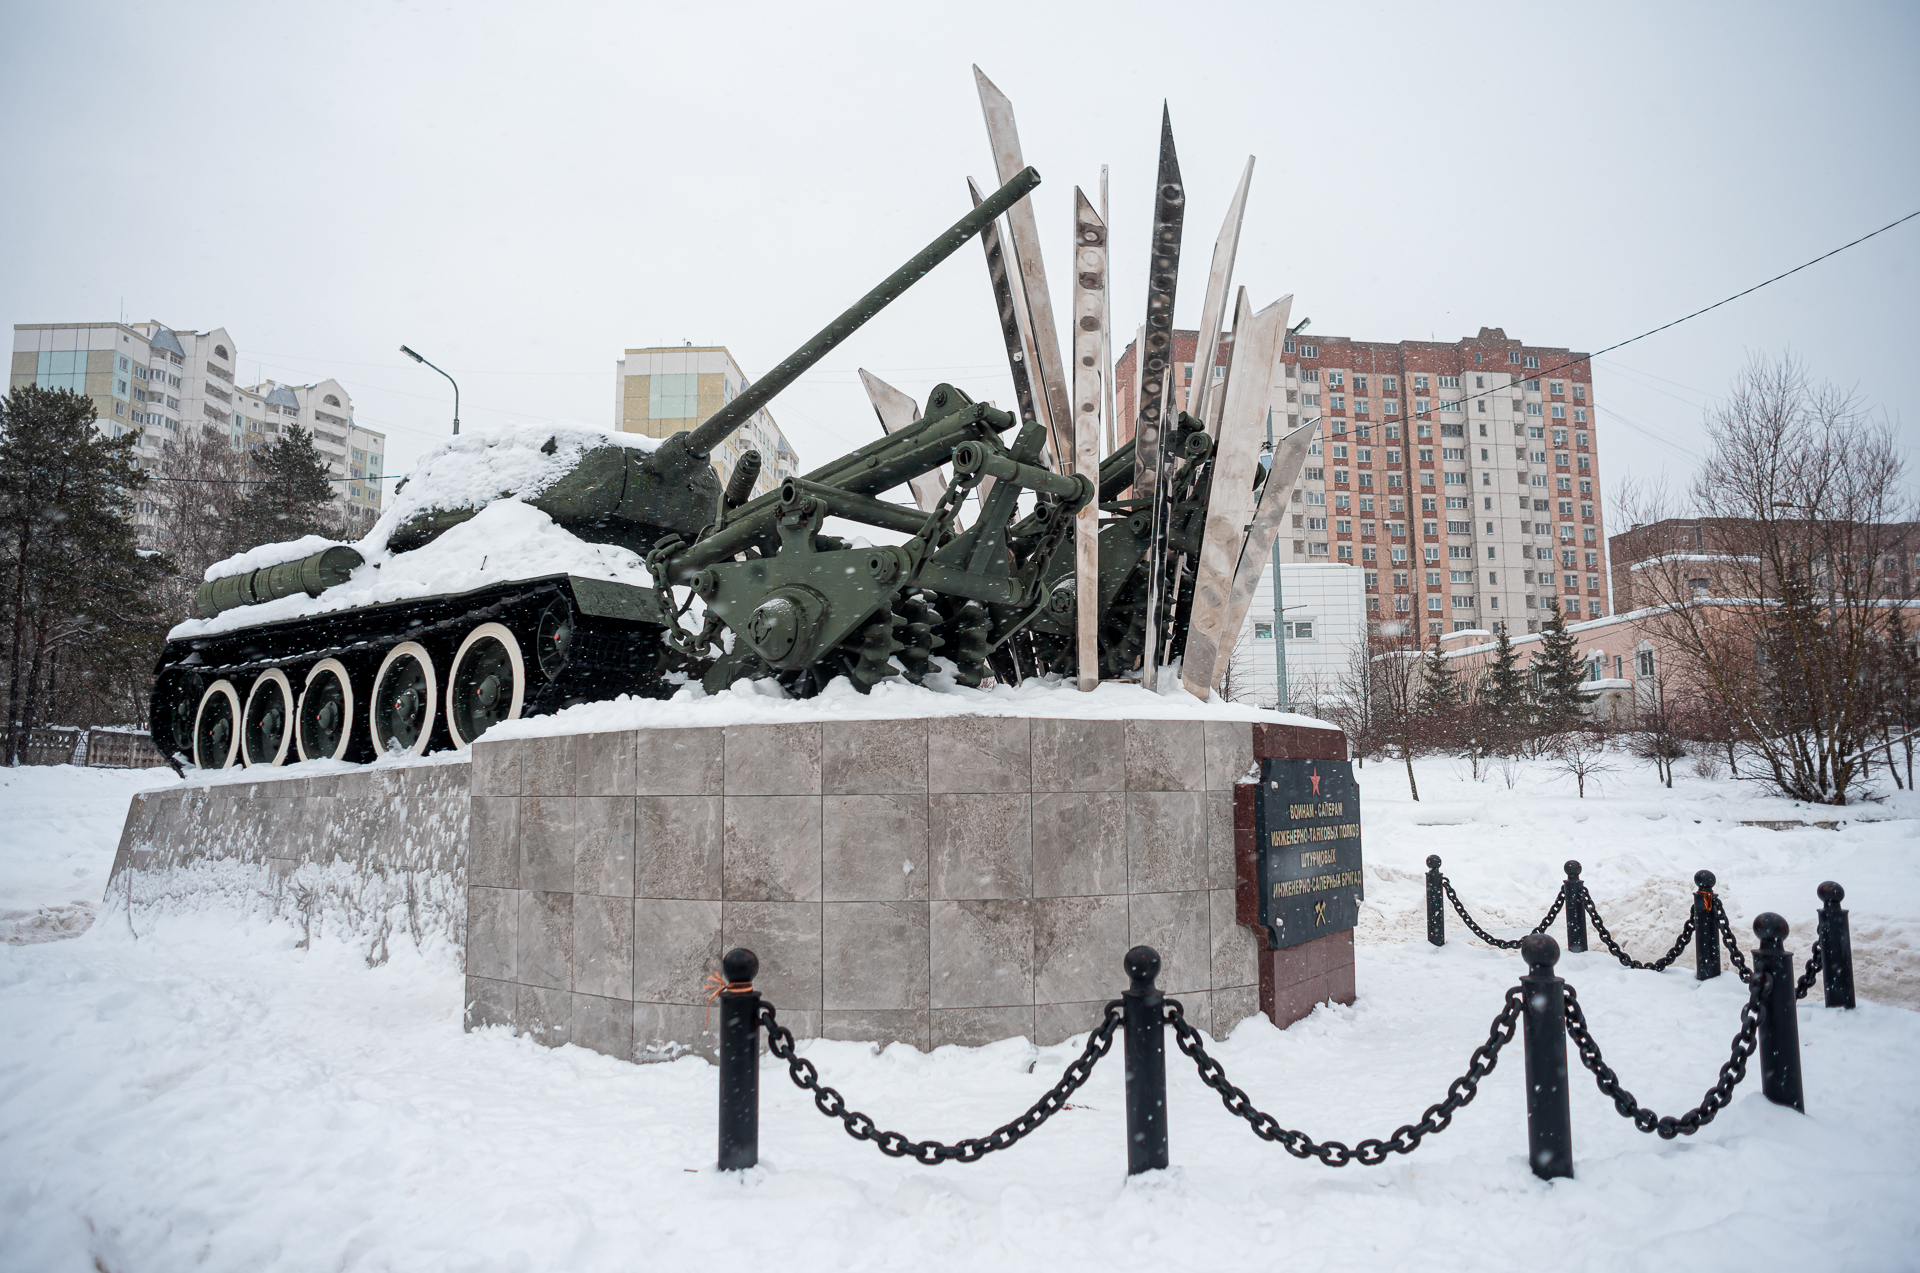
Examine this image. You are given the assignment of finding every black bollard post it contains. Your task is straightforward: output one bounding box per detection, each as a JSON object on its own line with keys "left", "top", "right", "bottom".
{"left": 1816, "top": 882, "right": 1855, "bottom": 1010}
{"left": 1693, "top": 870, "right": 1721, "bottom": 982}
{"left": 1751, "top": 915, "right": 1805, "bottom": 1113}
{"left": 1427, "top": 855, "right": 1446, "bottom": 947}
{"left": 1520, "top": 934, "right": 1574, "bottom": 1181}
{"left": 716, "top": 947, "right": 762, "bottom": 1170}
{"left": 1122, "top": 945, "right": 1169, "bottom": 1176}
{"left": 1563, "top": 860, "right": 1587, "bottom": 954}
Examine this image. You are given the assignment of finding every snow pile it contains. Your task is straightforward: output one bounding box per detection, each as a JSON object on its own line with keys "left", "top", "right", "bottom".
{"left": 3, "top": 756, "right": 1916, "bottom": 1268}
{"left": 170, "top": 424, "right": 663, "bottom": 641}
{"left": 201, "top": 534, "right": 347, "bottom": 583}
{"left": 0, "top": 764, "right": 176, "bottom": 944}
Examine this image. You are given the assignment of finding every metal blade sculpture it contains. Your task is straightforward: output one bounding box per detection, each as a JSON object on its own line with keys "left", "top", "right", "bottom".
{"left": 858, "top": 369, "right": 946, "bottom": 515}
{"left": 1180, "top": 292, "right": 1291, "bottom": 697}
{"left": 1100, "top": 166, "right": 1117, "bottom": 458}
{"left": 1214, "top": 414, "right": 1320, "bottom": 693}
{"left": 968, "top": 177, "right": 1043, "bottom": 436}
{"left": 1187, "top": 157, "right": 1254, "bottom": 437}
{"left": 976, "top": 66, "right": 1075, "bottom": 472}
{"left": 1134, "top": 106, "right": 1187, "bottom": 690}
{"left": 1070, "top": 188, "right": 1109, "bottom": 690}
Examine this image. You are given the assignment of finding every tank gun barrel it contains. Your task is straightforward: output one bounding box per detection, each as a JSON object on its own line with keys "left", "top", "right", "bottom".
{"left": 679, "top": 166, "right": 1042, "bottom": 459}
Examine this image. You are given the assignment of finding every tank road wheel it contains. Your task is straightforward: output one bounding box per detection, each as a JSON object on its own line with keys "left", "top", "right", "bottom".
{"left": 535, "top": 600, "right": 572, "bottom": 682}
{"left": 296, "top": 658, "right": 356, "bottom": 762}
{"left": 448, "top": 622, "right": 525, "bottom": 748}
{"left": 192, "top": 680, "right": 242, "bottom": 770}
{"left": 242, "top": 668, "right": 295, "bottom": 767}
{"left": 371, "top": 641, "right": 438, "bottom": 758}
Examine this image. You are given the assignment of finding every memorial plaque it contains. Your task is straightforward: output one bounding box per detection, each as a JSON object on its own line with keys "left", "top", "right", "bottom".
{"left": 1253, "top": 758, "right": 1363, "bottom": 950}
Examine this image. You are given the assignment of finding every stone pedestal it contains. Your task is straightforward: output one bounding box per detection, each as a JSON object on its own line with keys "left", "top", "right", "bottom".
{"left": 463, "top": 716, "right": 1276, "bottom": 1062}
{"left": 1231, "top": 720, "right": 1357, "bottom": 1029}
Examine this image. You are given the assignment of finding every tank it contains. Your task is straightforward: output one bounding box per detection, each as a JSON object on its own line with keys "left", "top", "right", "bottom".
{"left": 149, "top": 166, "right": 1044, "bottom": 770}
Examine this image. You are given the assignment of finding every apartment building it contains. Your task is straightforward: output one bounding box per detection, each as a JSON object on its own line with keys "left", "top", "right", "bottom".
{"left": 614, "top": 345, "right": 800, "bottom": 499}
{"left": 1116, "top": 326, "right": 1608, "bottom": 638}
{"left": 10, "top": 320, "right": 384, "bottom": 541}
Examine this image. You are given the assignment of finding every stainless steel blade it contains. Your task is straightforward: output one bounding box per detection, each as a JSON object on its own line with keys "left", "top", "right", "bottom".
{"left": 857, "top": 368, "right": 947, "bottom": 515}
{"left": 975, "top": 66, "right": 1074, "bottom": 471}
{"left": 1181, "top": 293, "right": 1291, "bottom": 698}
{"left": 1186, "top": 156, "right": 1254, "bottom": 437}
{"left": 1100, "top": 165, "right": 1117, "bottom": 458}
{"left": 1215, "top": 413, "right": 1322, "bottom": 693}
{"left": 1134, "top": 105, "right": 1186, "bottom": 691}
{"left": 1071, "top": 187, "right": 1108, "bottom": 691}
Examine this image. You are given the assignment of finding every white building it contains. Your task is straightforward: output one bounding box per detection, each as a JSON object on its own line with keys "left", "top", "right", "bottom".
{"left": 10, "top": 320, "right": 384, "bottom": 543}
{"left": 1224, "top": 562, "right": 1368, "bottom": 711}
{"left": 614, "top": 346, "right": 799, "bottom": 498}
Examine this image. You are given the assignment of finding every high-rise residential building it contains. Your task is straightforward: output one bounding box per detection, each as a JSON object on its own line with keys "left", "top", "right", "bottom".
{"left": 10, "top": 320, "right": 385, "bottom": 543}
{"left": 614, "top": 345, "right": 800, "bottom": 499}
{"left": 1115, "top": 326, "right": 1608, "bottom": 639}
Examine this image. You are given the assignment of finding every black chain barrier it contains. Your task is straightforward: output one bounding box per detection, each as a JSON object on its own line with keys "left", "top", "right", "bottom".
{"left": 1582, "top": 891, "right": 1696, "bottom": 972}
{"left": 758, "top": 999, "right": 1124, "bottom": 1165}
{"left": 1439, "top": 875, "right": 1566, "bottom": 950}
{"left": 1716, "top": 906, "right": 1756, "bottom": 983}
{"left": 1561, "top": 972, "right": 1769, "bottom": 1139}
{"left": 1162, "top": 987, "right": 1526, "bottom": 1166}
{"left": 1795, "top": 943, "right": 1824, "bottom": 1000}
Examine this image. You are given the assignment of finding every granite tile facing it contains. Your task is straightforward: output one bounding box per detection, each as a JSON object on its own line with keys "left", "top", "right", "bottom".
{"left": 472, "top": 738, "right": 523, "bottom": 796}
{"left": 822, "top": 902, "right": 930, "bottom": 1011}
{"left": 466, "top": 886, "right": 517, "bottom": 981}
{"left": 464, "top": 975, "right": 515, "bottom": 1032}
{"left": 723, "top": 722, "right": 821, "bottom": 795}
{"left": 634, "top": 795, "right": 723, "bottom": 900}
{"left": 1125, "top": 719, "right": 1206, "bottom": 791}
{"left": 1034, "top": 999, "right": 1110, "bottom": 1048}
{"left": 634, "top": 727, "right": 725, "bottom": 796}
{"left": 632, "top": 898, "right": 724, "bottom": 1005}
{"left": 571, "top": 992, "right": 634, "bottom": 1061}
{"left": 1212, "top": 984, "right": 1262, "bottom": 1037}
{"left": 722, "top": 796, "right": 822, "bottom": 902}
{"left": 1210, "top": 889, "right": 1259, "bottom": 990}
{"left": 469, "top": 795, "right": 520, "bottom": 889}
{"left": 573, "top": 892, "right": 634, "bottom": 1000}
{"left": 633, "top": 1002, "right": 718, "bottom": 1064}
{"left": 574, "top": 796, "right": 636, "bottom": 897}
{"left": 1031, "top": 792, "right": 1127, "bottom": 897}
{"left": 1205, "top": 789, "right": 1237, "bottom": 890}
{"left": 819, "top": 1008, "right": 932, "bottom": 1051}
{"left": 1031, "top": 718, "right": 1125, "bottom": 793}
{"left": 822, "top": 719, "right": 929, "bottom": 794}
{"left": 928, "top": 718, "right": 1030, "bottom": 793}
{"left": 1128, "top": 890, "right": 1211, "bottom": 994}
{"left": 516, "top": 889, "right": 572, "bottom": 992}
{"left": 1127, "top": 791, "right": 1208, "bottom": 894}
{"left": 1032, "top": 895, "right": 1130, "bottom": 1004}
{"left": 822, "top": 795, "right": 928, "bottom": 901}
{"left": 519, "top": 797, "right": 574, "bottom": 894}
{"left": 1203, "top": 720, "right": 1256, "bottom": 791}
{"left": 722, "top": 901, "right": 823, "bottom": 1011}
{"left": 929, "top": 899, "right": 1033, "bottom": 1009}
{"left": 931, "top": 1006, "right": 1035, "bottom": 1049}
{"left": 526, "top": 731, "right": 639, "bottom": 797}
{"left": 928, "top": 793, "right": 1030, "bottom": 900}
{"left": 515, "top": 983, "right": 571, "bottom": 1047}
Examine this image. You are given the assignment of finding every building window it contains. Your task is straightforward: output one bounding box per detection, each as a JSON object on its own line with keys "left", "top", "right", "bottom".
{"left": 1637, "top": 650, "right": 1654, "bottom": 678}
{"left": 1524, "top": 355, "right": 1539, "bottom": 369}
{"left": 1253, "top": 622, "right": 1273, "bottom": 639}
{"left": 1551, "top": 405, "right": 1566, "bottom": 418}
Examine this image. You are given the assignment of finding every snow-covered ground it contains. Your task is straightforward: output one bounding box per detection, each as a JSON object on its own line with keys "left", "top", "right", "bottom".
{"left": 2, "top": 752, "right": 1916, "bottom": 1271}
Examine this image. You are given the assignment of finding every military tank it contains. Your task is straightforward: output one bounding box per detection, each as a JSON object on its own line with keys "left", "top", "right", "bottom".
{"left": 148, "top": 167, "right": 1043, "bottom": 770}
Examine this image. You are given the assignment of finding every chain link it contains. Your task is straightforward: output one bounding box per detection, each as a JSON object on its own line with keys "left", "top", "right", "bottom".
{"left": 1561, "top": 972, "right": 1768, "bottom": 1139}
{"left": 758, "top": 999, "right": 1123, "bottom": 1165}
{"left": 1715, "top": 907, "right": 1755, "bottom": 983}
{"left": 1795, "top": 943, "right": 1823, "bottom": 1000}
{"left": 1582, "top": 892, "right": 1696, "bottom": 972}
{"left": 1162, "top": 987, "right": 1525, "bottom": 1166}
{"left": 1439, "top": 877, "right": 1565, "bottom": 950}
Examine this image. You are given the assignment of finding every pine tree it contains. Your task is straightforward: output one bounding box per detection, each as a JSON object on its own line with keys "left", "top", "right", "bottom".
{"left": 1483, "top": 622, "right": 1530, "bottom": 752}
{"left": 1415, "top": 639, "right": 1463, "bottom": 751}
{"left": 0, "top": 386, "right": 172, "bottom": 758}
{"left": 227, "top": 423, "right": 340, "bottom": 554}
{"left": 1531, "top": 599, "right": 1595, "bottom": 732}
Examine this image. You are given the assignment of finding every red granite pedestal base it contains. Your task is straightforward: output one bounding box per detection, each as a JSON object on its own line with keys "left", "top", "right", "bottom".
{"left": 1234, "top": 720, "right": 1358, "bottom": 1029}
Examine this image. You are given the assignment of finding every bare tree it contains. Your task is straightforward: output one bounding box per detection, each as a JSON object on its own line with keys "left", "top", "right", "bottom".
{"left": 1325, "top": 634, "right": 1380, "bottom": 765}
{"left": 1549, "top": 729, "right": 1615, "bottom": 798}
{"left": 1620, "top": 354, "right": 1913, "bottom": 804}
{"left": 149, "top": 424, "right": 244, "bottom": 618}
{"left": 1370, "top": 624, "right": 1426, "bottom": 800}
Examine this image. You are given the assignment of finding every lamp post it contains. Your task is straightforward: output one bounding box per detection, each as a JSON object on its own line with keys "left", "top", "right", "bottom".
{"left": 400, "top": 345, "right": 460, "bottom": 435}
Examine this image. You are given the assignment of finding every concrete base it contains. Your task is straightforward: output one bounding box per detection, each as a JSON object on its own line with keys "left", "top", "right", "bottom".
{"left": 107, "top": 713, "right": 1348, "bottom": 1063}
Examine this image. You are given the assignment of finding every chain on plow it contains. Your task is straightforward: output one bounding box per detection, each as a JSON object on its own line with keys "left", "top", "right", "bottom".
{"left": 1561, "top": 972, "right": 1769, "bottom": 1139}
{"left": 1162, "top": 988, "right": 1525, "bottom": 1166}
{"left": 758, "top": 1000, "right": 1123, "bottom": 1164}
{"left": 1583, "top": 893, "right": 1695, "bottom": 972}
{"left": 1440, "top": 876, "right": 1565, "bottom": 950}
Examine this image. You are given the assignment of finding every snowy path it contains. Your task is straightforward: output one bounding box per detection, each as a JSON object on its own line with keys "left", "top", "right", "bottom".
{"left": 1, "top": 756, "right": 1916, "bottom": 1271}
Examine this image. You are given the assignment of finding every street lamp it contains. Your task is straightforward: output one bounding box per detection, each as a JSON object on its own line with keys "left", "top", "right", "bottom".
{"left": 400, "top": 345, "right": 460, "bottom": 435}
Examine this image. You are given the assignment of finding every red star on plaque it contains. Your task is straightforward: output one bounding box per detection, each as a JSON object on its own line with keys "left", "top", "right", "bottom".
{"left": 1310, "top": 768, "right": 1321, "bottom": 796}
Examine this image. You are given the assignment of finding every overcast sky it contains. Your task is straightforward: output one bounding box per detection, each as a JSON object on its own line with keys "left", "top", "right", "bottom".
{"left": 5, "top": 0, "right": 1916, "bottom": 523}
